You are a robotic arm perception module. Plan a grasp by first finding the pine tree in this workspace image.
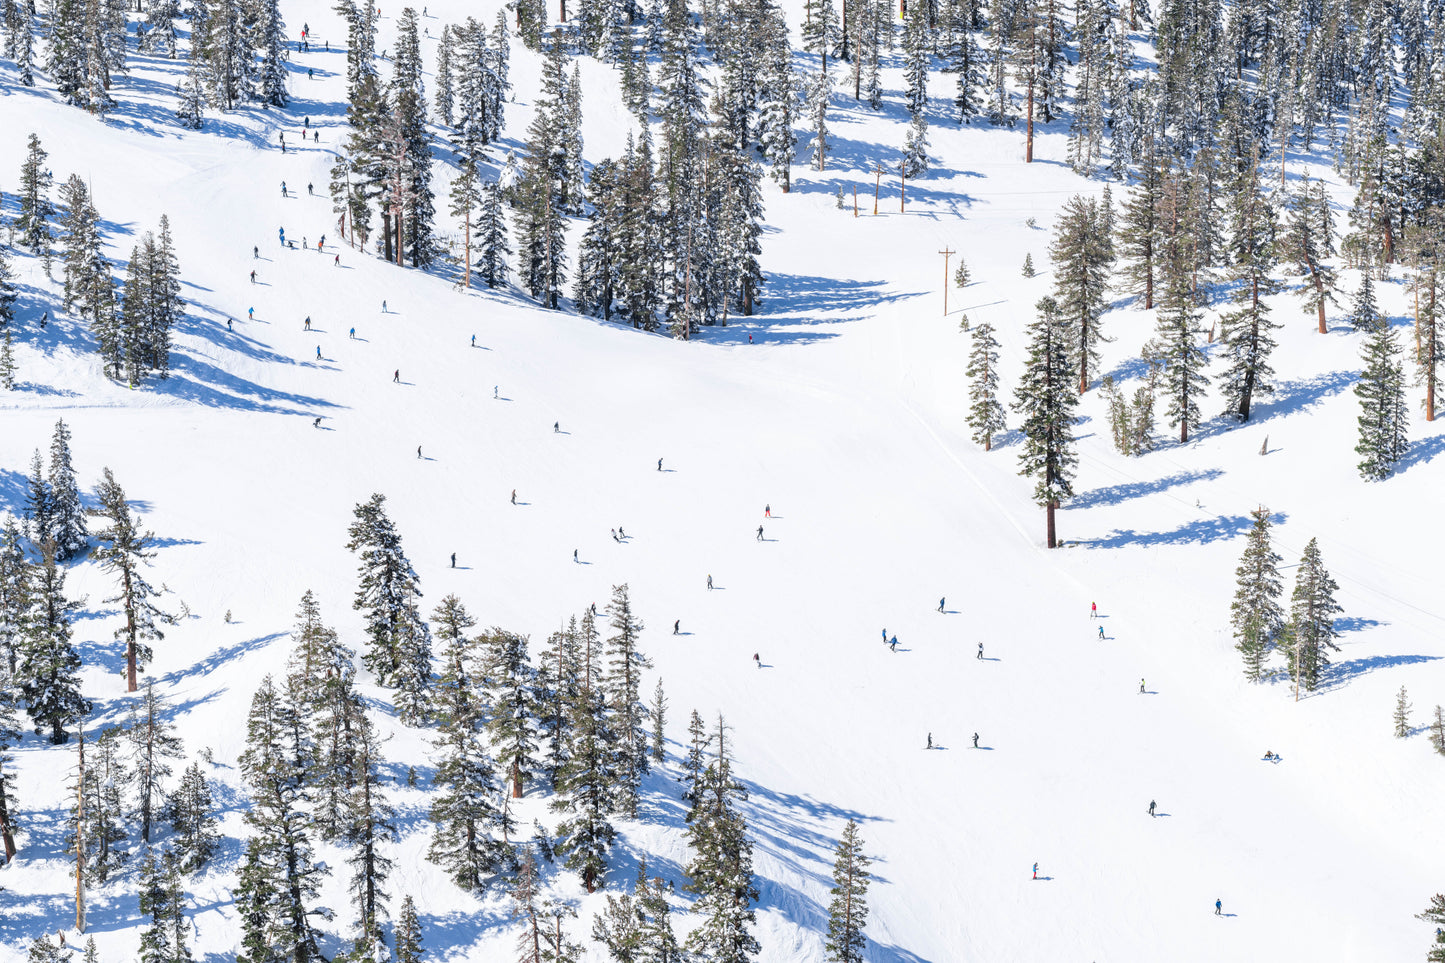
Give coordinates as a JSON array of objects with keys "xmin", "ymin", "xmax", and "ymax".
[
  {"xmin": 1394, "ymin": 686, "xmax": 1412, "ymax": 737},
  {"xmin": 138, "ymin": 847, "xmax": 192, "ymax": 963},
  {"xmin": 58, "ymin": 175, "xmax": 118, "ymax": 375},
  {"xmin": 347, "ymin": 493, "xmax": 425, "ymax": 685},
  {"xmin": 395, "ymin": 895, "xmax": 424, "ymax": 963},
  {"xmin": 1415, "ymin": 895, "xmax": 1445, "ymax": 962},
  {"xmin": 649, "ymin": 678, "xmax": 666, "ymax": 765},
  {"xmin": 551, "ymin": 634, "xmax": 617, "ymax": 893},
  {"xmin": 127, "ymin": 679, "xmax": 183, "ymax": 844},
  {"xmin": 807, "ymin": 67, "xmax": 833, "ymax": 172},
  {"xmin": 605, "ymin": 583, "xmax": 650, "ymax": 817},
  {"xmin": 900, "ymin": 0, "xmax": 930, "ymax": 177},
  {"xmin": 1354, "ymin": 320, "xmax": 1410, "ymax": 480},
  {"xmin": 824, "ymin": 819, "xmax": 870, "ymax": 963},
  {"xmin": 1021, "ymin": 253, "xmax": 1035, "ymax": 277},
  {"xmin": 1431, "ymin": 707, "xmax": 1445, "ymax": 757},
  {"xmin": 1218, "ymin": 166, "xmax": 1281, "ymax": 423},
  {"xmin": 237, "ymin": 675, "xmax": 328, "ymax": 963},
  {"xmin": 344, "ymin": 702, "xmax": 397, "ymax": 940},
  {"xmin": 1049, "ymin": 196, "xmax": 1113, "ymax": 393},
  {"xmin": 16, "ymin": 134, "xmax": 55, "ymax": 266},
  {"xmin": 683, "ymin": 714, "xmax": 759, "ymax": 963},
  {"xmin": 1285, "ymin": 538, "xmax": 1342, "ymax": 693},
  {"xmin": 449, "ymin": 157, "xmax": 483, "ymax": 289},
  {"xmin": 1284, "ymin": 178, "xmax": 1338, "ymax": 334},
  {"xmin": 47, "ymin": 420, "xmax": 88, "ymax": 562},
  {"xmin": 0, "ymin": 328, "xmax": 14, "ymax": 391},
  {"xmin": 25, "ymin": 936, "xmax": 63, "ymax": 963},
  {"xmin": 965, "ymin": 321, "xmax": 1006, "ymax": 450},
  {"xmin": 90, "ymin": 468, "xmax": 173, "ymax": 692},
  {"xmin": 756, "ymin": 12, "xmax": 798, "ymax": 192},
  {"xmin": 1116, "ymin": 157, "xmax": 1161, "ymax": 309},
  {"xmin": 1011, "ymin": 297, "xmax": 1079, "ymax": 548},
  {"xmin": 1347, "ymin": 276, "xmax": 1382, "ymax": 332},
  {"xmin": 0, "ymin": 656, "xmax": 21, "ymax": 862},
  {"xmin": 168, "ymin": 761, "xmax": 220, "ymax": 872},
  {"xmin": 70, "ymin": 724, "xmax": 127, "ymax": 883},
  {"xmin": 429, "ymin": 595, "xmax": 480, "ymax": 725},
  {"xmin": 1230, "ymin": 507, "xmax": 1284, "ymax": 683},
  {"xmin": 428, "ymin": 697, "xmax": 505, "ymax": 890},
  {"xmin": 0, "ymin": 516, "xmax": 32, "ymax": 678},
  {"xmin": 482, "ymin": 627, "xmax": 539, "ymax": 799},
  {"xmin": 511, "ymin": 850, "xmax": 545, "ymax": 962},
  {"xmin": 253, "ymin": 0, "xmax": 288, "ymax": 106},
  {"xmin": 0, "ymin": 247, "xmax": 19, "ymax": 332},
  {"xmin": 1153, "ymin": 243, "xmax": 1210, "ymax": 443},
  {"xmin": 24, "ymin": 449, "xmax": 51, "ymax": 548},
  {"xmin": 17, "ymin": 540, "xmax": 89, "ymax": 743},
  {"xmin": 478, "ymin": 181, "xmax": 511, "ymax": 289}
]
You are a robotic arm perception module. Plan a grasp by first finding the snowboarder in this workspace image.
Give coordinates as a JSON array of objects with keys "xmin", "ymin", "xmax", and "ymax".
[
  {"xmin": 248, "ymin": 307, "xmax": 254, "ymax": 320},
  {"xmin": 393, "ymin": 369, "xmax": 400, "ymax": 383},
  {"xmin": 450, "ymin": 552, "xmax": 456, "ymax": 568},
  {"xmin": 304, "ymin": 316, "xmax": 311, "ymax": 330},
  {"xmin": 1032, "ymin": 862, "xmax": 1038, "ymax": 880},
  {"xmin": 673, "ymin": 620, "xmax": 680, "ymax": 635},
  {"xmin": 349, "ymin": 327, "xmax": 355, "ymax": 339},
  {"xmin": 470, "ymin": 334, "xmax": 476, "ymax": 347},
  {"xmin": 227, "ymin": 318, "xmax": 233, "ymax": 331},
  {"xmin": 1139, "ymin": 678, "xmax": 1146, "ymax": 694},
  {"xmin": 927, "ymin": 732, "xmax": 932, "ymax": 749},
  {"xmin": 1215, "ymin": 899, "xmax": 1222, "ymax": 916},
  {"xmin": 1091, "ymin": 601, "xmax": 1097, "ymax": 618},
  {"xmin": 417, "ymin": 445, "xmax": 422, "ymax": 459},
  {"xmin": 1148, "ymin": 800, "xmax": 1156, "ymax": 817},
  {"xmin": 707, "ymin": 574, "xmax": 713, "ymax": 590},
  {"xmin": 972, "ymin": 732, "xmax": 979, "ymax": 748},
  {"xmin": 756, "ymin": 525, "xmax": 764, "ymax": 540},
  {"xmin": 977, "ymin": 642, "xmax": 984, "ymax": 660},
  {"xmin": 511, "ymin": 489, "xmax": 517, "ymax": 505},
  {"xmin": 1098, "ymin": 625, "xmax": 1105, "ymax": 640},
  {"xmin": 938, "ymin": 597, "xmax": 946, "ymax": 613},
  {"xmin": 250, "ymin": 269, "xmax": 256, "ymax": 283},
  {"xmin": 313, "ymin": 416, "xmax": 321, "ymax": 428},
  {"xmin": 765, "ymin": 504, "xmax": 771, "ymax": 517},
  {"xmin": 657, "ymin": 457, "xmax": 663, "ymax": 471}
]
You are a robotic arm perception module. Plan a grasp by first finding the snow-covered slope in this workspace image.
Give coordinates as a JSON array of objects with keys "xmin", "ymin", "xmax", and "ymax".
[{"xmin": 2, "ymin": 2, "xmax": 1444, "ymax": 961}]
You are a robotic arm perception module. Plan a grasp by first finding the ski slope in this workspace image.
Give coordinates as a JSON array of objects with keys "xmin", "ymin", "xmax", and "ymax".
[{"xmin": 2, "ymin": 1, "xmax": 1445, "ymax": 960}]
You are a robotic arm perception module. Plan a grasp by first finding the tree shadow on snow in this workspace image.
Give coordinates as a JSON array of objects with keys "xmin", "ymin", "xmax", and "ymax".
[
  {"xmin": 1068, "ymin": 468, "xmax": 1224, "ymax": 510},
  {"xmin": 1077, "ymin": 512, "xmax": 1273, "ymax": 550}
]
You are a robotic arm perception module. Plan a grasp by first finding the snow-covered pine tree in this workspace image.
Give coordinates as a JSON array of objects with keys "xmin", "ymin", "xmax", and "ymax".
[
  {"xmin": 1410, "ymin": 217, "xmax": 1445, "ymax": 423},
  {"xmin": 1285, "ymin": 537, "xmax": 1342, "ymax": 693},
  {"xmin": 901, "ymin": 0, "xmax": 930, "ymax": 124},
  {"xmin": 1049, "ymin": 195, "xmax": 1112, "ymax": 392},
  {"xmin": 683, "ymin": 714, "xmax": 759, "ymax": 963},
  {"xmin": 47, "ymin": 420, "xmax": 87, "ymax": 561},
  {"xmin": 575, "ymin": 158, "xmax": 623, "ymax": 320},
  {"xmin": 945, "ymin": 0, "xmax": 985, "ymax": 122},
  {"xmin": 16, "ymin": 134, "xmax": 55, "ymax": 267},
  {"xmin": 253, "ymin": 0, "xmax": 288, "ymax": 106},
  {"xmin": 90, "ymin": 468, "xmax": 173, "ymax": 692},
  {"xmin": 137, "ymin": 847, "xmax": 191, "ymax": 963},
  {"xmin": 1431, "ymin": 707, "xmax": 1445, "ymax": 757},
  {"xmin": 24, "ymin": 936, "xmax": 64, "ymax": 963},
  {"xmin": 1414, "ymin": 895, "xmax": 1445, "ymax": 961},
  {"xmin": 1011, "ymin": 297, "xmax": 1079, "ymax": 548},
  {"xmin": 1230, "ymin": 506, "xmax": 1284, "ymax": 682},
  {"xmin": 965, "ymin": 321, "xmax": 1007, "ymax": 450},
  {"xmin": 478, "ymin": 181, "xmax": 511, "ymax": 289},
  {"xmin": 286, "ymin": 600, "xmax": 362, "ymax": 841},
  {"xmin": 649, "ymin": 677, "xmax": 666, "ymax": 764},
  {"xmin": 1021, "ymin": 252, "xmax": 1035, "ymax": 277},
  {"xmin": 1394, "ymin": 685, "xmax": 1411, "ymax": 737},
  {"xmin": 18, "ymin": 540, "xmax": 88, "ymax": 743},
  {"xmin": 168, "ymin": 760, "xmax": 220, "ymax": 872},
  {"xmin": 0, "ymin": 516, "xmax": 30, "ymax": 676},
  {"xmin": 394, "ymin": 895, "xmax": 424, "ymax": 963},
  {"xmin": 1346, "ymin": 275, "xmax": 1382, "ymax": 332},
  {"xmin": 0, "ymin": 247, "xmax": 19, "ymax": 332},
  {"xmin": 1354, "ymin": 318, "xmax": 1409, "ymax": 480},
  {"xmin": 0, "ymin": 656, "xmax": 21, "ymax": 861},
  {"xmin": 59, "ymin": 175, "xmax": 116, "ymax": 358},
  {"xmin": 126, "ymin": 679, "xmax": 183, "ymax": 844},
  {"xmin": 24, "ymin": 449, "xmax": 51, "ymax": 548},
  {"xmin": 536, "ymin": 618, "xmax": 579, "ymax": 791},
  {"xmin": 0, "ymin": 328, "xmax": 15, "ymax": 390},
  {"xmin": 391, "ymin": 595, "xmax": 434, "ymax": 726},
  {"xmin": 551, "ymin": 626, "xmax": 617, "ymax": 893},
  {"xmin": 429, "ymin": 595, "xmax": 481, "ymax": 726},
  {"xmin": 807, "ymin": 67, "xmax": 833, "ymax": 172},
  {"xmin": 346, "ymin": 493, "xmax": 424, "ymax": 686},
  {"xmin": 515, "ymin": 42, "xmax": 570, "ymax": 309},
  {"xmin": 481, "ymin": 627, "xmax": 539, "ymax": 799},
  {"xmin": 1153, "ymin": 179, "xmax": 1210, "ymax": 443},
  {"xmin": 562, "ymin": 66, "xmax": 586, "ymax": 217},
  {"xmin": 1115, "ymin": 156, "xmax": 1161, "ymax": 309},
  {"xmin": 434, "ymin": 24, "xmax": 456, "ymax": 126},
  {"xmin": 605, "ymin": 583, "xmax": 650, "ymax": 817},
  {"xmin": 237, "ymin": 674, "xmax": 328, "ymax": 963},
  {"xmin": 343, "ymin": 700, "xmax": 397, "ymax": 942},
  {"xmin": 427, "ymin": 693, "xmax": 506, "ymax": 890},
  {"xmin": 825, "ymin": 819, "xmax": 871, "ymax": 963},
  {"xmin": 204, "ymin": 0, "xmax": 254, "ymax": 111},
  {"xmin": 448, "ymin": 156, "xmax": 483, "ymax": 289},
  {"xmin": 119, "ymin": 239, "xmax": 153, "ymax": 386},
  {"xmin": 1218, "ymin": 165, "xmax": 1281, "ymax": 423},
  {"xmin": 902, "ymin": 111, "xmax": 931, "ymax": 178},
  {"xmin": 175, "ymin": 59, "xmax": 207, "ymax": 130},
  {"xmin": 69, "ymin": 724, "xmax": 127, "ymax": 883},
  {"xmin": 1284, "ymin": 178, "xmax": 1339, "ymax": 334}
]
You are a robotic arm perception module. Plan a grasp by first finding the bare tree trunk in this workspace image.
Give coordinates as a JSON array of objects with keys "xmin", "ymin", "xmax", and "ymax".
[
  {"xmin": 1045, "ymin": 499, "xmax": 1057, "ymax": 548},
  {"xmin": 124, "ymin": 566, "xmax": 137, "ymax": 693},
  {"xmin": 75, "ymin": 726, "xmax": 86, "ymax": 934}
]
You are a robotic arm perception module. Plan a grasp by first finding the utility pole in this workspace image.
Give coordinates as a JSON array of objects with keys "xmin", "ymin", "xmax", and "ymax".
[{"xmin": 939, "ymin": 246, "xmax": 955, "ymax": 316}]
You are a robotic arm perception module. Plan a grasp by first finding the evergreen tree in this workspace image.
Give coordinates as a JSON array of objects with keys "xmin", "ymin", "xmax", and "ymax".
[
  {"xmin": 344, "ymin": 702, "xmax": 397, "ymax": 940},
  {"xmin": 126, "ymin": 679, "xmax": 183, "ymax": 844},
  {"xmin": 253, "ymin": 0, "xmax": 288, "ymax": 106},
  {"xmin": 1431, "ymin": 707, "xmax": 1445, "ymax": 757},
  {"xmin": 0, "ymin": 327, "xmax": 15, "ymax": 390},
  {"xmin": 0, "ymin": 516, "xmax": 31, "ymax": 678},
  {"xmin": 70, "ymin": 724, "xmax": 127, "ymax": 883},
  {"xmin": 0, "ymin": 247, "xmax": 18, "ymax": 332},
  {"xmin": 58, "ymin": 174, "xmax": 118, "ymax": 375},
  {"xmin": 429, "ymin": 595, "xmax": 480, "ymax": 725},
  {"xmin": 16, "ymin": 134, "xmax": 55, "ymax": 266},
  {"xmin": 138, "ymin": 847, "xmax": 192, "ymax": 963},
  {"xmin": 1394, "ymin": 686, "xmax": 1412, "ymax": 738},
  {"xmin": 649, "ymin": 678, "xmax": 666, "ymax": 765},
  {"xmin": 1284, "ymin": 178, "xmax": 1338, "ymax": 334},
  {"xmin": 551, "ymin": 633, "xmax": 617, "ymax": 893},
  {"xmin": 47, "ymin": 419, "xmax": 88, "ymax": 562},
  {"xmin": 756, "ymin": 12, "xmax": 798, "ymax": 192},
  {"xmin": 168, "ymin": 761, "xmax": 220, "ymax": 872},
  {"xmin": 1347, "ymin": 276, "xmax": 1382, "ymax": 332},
  {"xmin": 1415, "ymin": 895, "xmax": 1445, "ymax": 962},
  {"xmin": 449, "ymin": 157, "xmax": 483, "ymax": 289},
  {"xmin": 427, "ymin": 697, "xmax": 505, "ymax": 890},
  {"xmin": 17, "ymin": 540, "xmax": 88, "ymax": 743},
  {"xmin": 478, "ymin": 181, "xmax": 511, "ymax": 289},
  {"xmin": 24, "ymin": 449, "xmax": 51, "ymax": 548},
  {"xmin": 1154, "ymin": 191, "xmax": 1210, "ymax": 444},
  {"xmin": 683, "ymin": 714, "xmax": 759, "ymax": 963},
  {"xmin": 807, "ymin": 67, "xmax": 833, "ymax": 172},
  {"xmin": 482, "ymin": 627, "xmax": 539, "ymax": 799},
  {"xmin": 1354, "ymin": 320, "xmax": 1410, "ymax": 480},
  {"xmin": 1116, "ymin": 157, "xmax": 1161, "ymax": 309},
  {"xmin": 1049, "ymin": 196, "xmax": 1112, "ymax": 393},
  {"xmin": 965, "ymin": 321, "xmax": 1006, "ymax": 450},
  {"xmin": 347, "ymin": 493, "xmax": 425, "ymax": 685},
  {"xmin": 90, "ymin": 468, "xmax": 173, "ymax": 692},
  {"xmin": 1021, "ymin": 253, "xmax": 1035, "ymax": 277},
  {"xmin": 1230, "ymin": 507, "xmax": 1284, "ymax": 683},
  {"xmin": 394, "ymin": 895, "xmax": 424, "ymax": 963},
  {"xmin": 824, "ymin": 819, "xmax": 870, "ymax": 963},
  {"xmin": 0, "ymin": 655, "xmax": 21, "ymax": 862},
  {"xmin": 1011, "ymin": 297, "xmax": 1079, "ymax": 548},
  {"xmin": 1218, "ymin": 166, "xmax": 1281, "ymax": 423},
  {"xmin": 1285, "ymin": 538, "xmax": 1342, "ymax": 693},
  {"xmin": 605, "ymin": 583, "xmax": 650, "ymax": 817}
]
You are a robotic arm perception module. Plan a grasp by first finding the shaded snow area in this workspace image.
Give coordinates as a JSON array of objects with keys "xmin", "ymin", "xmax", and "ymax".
[{"xmin": 2, "ymin": 0, "xmax": 1444, "ymax": 960}]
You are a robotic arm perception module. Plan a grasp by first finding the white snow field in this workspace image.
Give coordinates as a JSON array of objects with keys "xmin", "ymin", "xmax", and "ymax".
[{"xmin": 2, "ymin": 1, "xmax": 1445, "ymax": 961}]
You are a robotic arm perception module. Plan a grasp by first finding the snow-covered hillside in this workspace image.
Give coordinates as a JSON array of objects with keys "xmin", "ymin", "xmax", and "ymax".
[{"xmin": 2, "ymin": 0, "xmax": 1444, "ymax": 961}]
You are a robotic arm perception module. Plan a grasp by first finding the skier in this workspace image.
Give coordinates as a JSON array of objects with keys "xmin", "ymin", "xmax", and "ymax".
[
  {"xmin": 977, "ymin": 642, "xmax": 984, "ymax": 660},
  {"xmin": 40, "ymin": 311, "xmax": 47, "ymax": 328},
  {"xmin": 1032, "ymin": 862, "xmax": 1039, "ymax": 880},
  {"xmin": 972, "ymin": 732, "xmax": 979, "ymax": 748},
  {"xmin": 1148, "ymin": 800, "xmax": 1156, "ymax": 817},
  {"xmin": 611, "ymin": 529, "xmax": 618, "ymax": 541},
  {"xmin": 334, "ymin": 254, "xmax": 340, "ymax": 267},
  {"xmin": 319, "ymin": 236, "xmax": 326, "ymax": 251},
  {"xmin": 316, "ymin": 346, "xmax": 322, "ymax": 360},
  {"xmin": 253, "ymin": 245, "xmax": 259, "ymax": 258},
  {"xmin": 764, "ymin": 503, "xmax": 771, "ymax": 517},
  {"xmin": 881, "ymin": 628, "xmax": 887, "ymax": 644},
  {"xmin": 248, "ymin": 307, "xmax": 254, "ymax": 320},
  {"xmin": 304, "ymin": 316, "xmax": 311, "ymax": 330},
  {"xmin": 470, "ymin": 334, "xmax": 476, "ymax": 347},
  {"xmin": 707, "ymin": 574, "xmax": 713, "ymax": 590},
  {"xmin": 657, "ymin": 457, "xmax": 663, "ymax": 471},
  {"xmin": 279, "ymin": 227, "xmax": 285, "ymax": 245},
  {"xmin": 673, "ymin": 620, "xmax": 680, "ymax": 635},
  {"xmin": 1098, "ymin": 625, "xmax": 1105, "ymax": 640},
  {"xmin": 312, "ymin": 131, "xmax": 319, "ymax": 143},
  {"xmin": 227, "ymin": 318, "xmax": 233, "ymax": 331},
  {"xmin": 1139, "ymin": 678, "xmax": 1146, "ymax": 694},
  {"xmin": 888, "ymin": 636, "xmax": 898, "ymax": 651},
  {"xmin": 753, "ymin": 652, "xmax": 760, "ymax": 668},
  {"xmin": 1215, "ymin": 899, "xmax": 1222, "ymax": 916},
  {"xmin": 756, "ymin": 525, "xmax": 764, "ymax": 541},
  {"xmin": 250, "ymin": 269, "xmax": 256, "ymax": 283},
  {"xmin": 349, "ymin": 327, "xmax": 355, "ymax": 339},
  {"xmin": 302, "ymin": 237, "xmax": 307, "ymax": 249},
  {"xmin": 307, "ymin": 182, "xmax": 313, "ymax": 195},
  {"xmin": 573, "ymin": 549, "xmax": 578, "ymax": 563},
  {"xmin": 450, "ymin": 552, "xmax": 456, "ymax": 568},
  {"xmin": 279, "ymin": 132, "xmax": 285, "ymax": 146},
  {"xmin": 312, "ymin": 416, "xmax": 321, "ymax": 428},
  {"xmin": 393, "ymin": 369, "xmax": 400, "ymax": 383},
  {"xmin": 553, "ymin": 422, "xmax": 559, "ymax": 432},
  {"xmin": 494, "ymin": 386, "xmax": 499, "ymax": 399},
  {"xmin": 927, "ymin": 732, "xmax": 932, "ymax": 749},
  {"xmin": 382, "ymin": 300, "xmax": 387, "ymax": 313},
  {"xmin": 938, "ymin": 597, "xmax": 946, "ymax": 613},
  {"xmin": 1091, "ymin": 601, "xmax": 1097, "ymax": 618},
  {"xmin": 618, "ymin": 526, "xmax": 625, "ymax": 538},
  {"xmin": 308, "ymin": 67, "xmax": 314, "ymax": 80},
  {"xmin": 280, "ymin": 180, "xmax": 287, "ymax": 196},
  {"xmin": 417, "ymin": 445, "xmax": 422, "ymax": 459},
  {"xmin": 511, "ymin": 489, "xmax": 517, "ymax": 505}
]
